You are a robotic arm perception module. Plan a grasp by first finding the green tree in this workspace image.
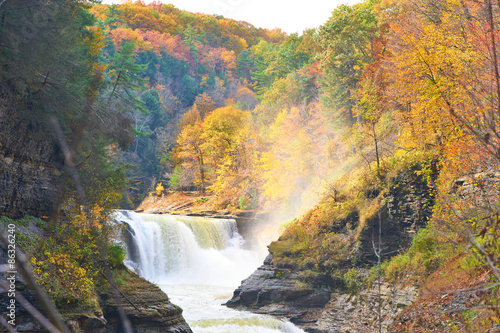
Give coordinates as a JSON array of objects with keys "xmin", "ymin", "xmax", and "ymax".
[
  {"xmin": 106, "ymin": 41, "xmax": 148, "ymax": 113},
  {"xmin": 316, "ymin": 0, "xmax": 379, "ymax": 125},
  {"xmin": 236, "ymin": 49, "xmax": 254, "ymax": 82},
  {"xmin": 183, "ymin": 24, "xmax": 203, "ymax": 69}
]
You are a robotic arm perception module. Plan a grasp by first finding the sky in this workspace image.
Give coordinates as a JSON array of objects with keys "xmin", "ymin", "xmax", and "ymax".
[{"xmin": 102, "ymin": 0, "xmax": 360, "ymax": 34}]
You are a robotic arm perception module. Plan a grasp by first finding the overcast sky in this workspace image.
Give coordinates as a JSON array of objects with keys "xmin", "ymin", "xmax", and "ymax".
[{"xmin": 102, "ymin": 0, "xmax": 360, "ymax": 34}]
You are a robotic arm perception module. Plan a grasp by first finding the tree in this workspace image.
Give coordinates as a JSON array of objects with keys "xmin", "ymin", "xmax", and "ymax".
[
  {"xmin": 106, "ymin": 42, "xmax": 148, "ymax": 113},
  {"xmin": 193, "ymin": 92, "xmax": 215, "ymax": 117},
  {"xmin": 183, "ymin": 24, "xmax": 202, "ymax": 70},
  {"xmin": 258, "ymin": 105, "xmax": 330, "ymax": 209},
  {"xmin": 236, "ymin": 49, "xmax": 254, "ymax": 82},
  {"xmin": 201, "ymin": 105, "xmax": 253, "ymax": 204},
  {"xmin": 316, "ymin": 0, "xmax": 380, "ymax": 125},
  {"xmin": 252, "ymin": 54, "xmax": 274, "ymax": 96},
  {"xmin": 176, "ymin": 122, "xmax": 207, "ymax": 193}
]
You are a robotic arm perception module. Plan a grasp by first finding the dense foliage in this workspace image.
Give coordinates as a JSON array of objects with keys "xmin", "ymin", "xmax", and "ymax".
[{"xmin": 2, "ymin": 0, "xmax": 500, "ymax": 330}]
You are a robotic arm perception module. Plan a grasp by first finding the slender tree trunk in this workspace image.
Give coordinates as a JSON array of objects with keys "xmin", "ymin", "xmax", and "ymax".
[
  {"xmin": 373, "ymin": 209, "xmax": 383, "ymax": 333},
  {"xmin": 196, "ymin": 148, "xmax": 206, "ymax": 194},
  {"xmin": 107, "ymin": 65, "xmax": 123, "ymax": 106},
  {"xmin": 373, "ymin": 125, "xmax": 380, "ymax": 178},
  {"xmin": 487, "ymin": 0, "xmax": 500, "ymax": 115}
]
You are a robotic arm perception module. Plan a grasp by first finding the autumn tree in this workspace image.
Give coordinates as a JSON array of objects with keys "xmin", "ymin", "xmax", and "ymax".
[
  {"xmin": 258, "ymin": 104, "xmax": 331, "ymax": 210},
  {"xmin": 316, "ymin": 0, "xmax": 380, "ymax": 125},
  {"xmin": 201, "ymin": 106, "xmax": 253, "ymax": 203},
  {"xmin": 193, "ymin": 92, "xmax": 215, "ymax": 117},
  {"xmin": 176, "ymin": 122, "xmax": 208, "ymax": 192}
]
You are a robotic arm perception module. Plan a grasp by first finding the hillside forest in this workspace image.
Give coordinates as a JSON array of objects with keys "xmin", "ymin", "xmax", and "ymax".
[{"xmin": 2, "ymin": 0, "xmax": 500, "ymax": 331}]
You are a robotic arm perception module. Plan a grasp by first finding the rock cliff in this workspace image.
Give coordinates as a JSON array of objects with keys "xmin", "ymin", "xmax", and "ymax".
[
  {"xmin": 225, "ymin": 254, "xmax": 333, "ymax": 329},
  {"xmin": 0, "ymin": 92, "xmax": 63, "ymax": 219}
]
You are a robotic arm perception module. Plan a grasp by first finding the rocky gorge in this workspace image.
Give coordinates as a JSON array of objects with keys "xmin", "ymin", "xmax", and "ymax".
[{"xmin": 226, "ymin": 166, "xmax": 435, "ymax": 332}]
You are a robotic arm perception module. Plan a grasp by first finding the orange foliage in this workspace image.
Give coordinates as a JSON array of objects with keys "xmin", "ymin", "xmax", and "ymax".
[
  {"xmin": 110, "ymin": 28, "xmax": 152, "ymax": 51},
  {"xmin": 139, "ymin": 30, "xmax": 189, "ymax": 60}
]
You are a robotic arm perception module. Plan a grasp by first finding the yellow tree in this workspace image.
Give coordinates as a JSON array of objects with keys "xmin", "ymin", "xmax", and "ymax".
[
  {"xmin": 387, "ymin": 0, "xmax": 485, "ymax": 152},
  {"xmin": 176, "ymin": 122, "xmax": 207, "ymax": 193},
  {"xmin": 193, "ymin": 92, "xmax": 216, "ymax": 117},
  {"xmin": 201, "ymin": 105, "xmax": 253, "ymax": 206}
]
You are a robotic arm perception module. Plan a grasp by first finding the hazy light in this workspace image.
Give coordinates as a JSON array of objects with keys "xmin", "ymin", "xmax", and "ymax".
[{"xmin": 100, "ymin": 0, "xmax": 360, "ymax": 34}]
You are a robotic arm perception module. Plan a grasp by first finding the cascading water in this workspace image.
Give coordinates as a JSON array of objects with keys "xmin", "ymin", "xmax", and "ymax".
[{"xmin": 116, "ymin": 211, "xmax": 304, "ymax": 333}]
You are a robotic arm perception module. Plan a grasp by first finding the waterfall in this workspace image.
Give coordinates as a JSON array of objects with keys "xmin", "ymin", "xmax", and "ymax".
[
  {"xmin": 116, "ymin": 211, "xmax": 261, "ymax": 285},
  {"xmin": 115, "ymin": 210, "xmax": 305, "ymax": 333}
]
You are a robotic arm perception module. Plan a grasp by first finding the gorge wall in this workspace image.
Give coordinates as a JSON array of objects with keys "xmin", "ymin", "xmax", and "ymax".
[{"xmin": 0, "ymin": 91, "xmax": 63, "ymax": 219}]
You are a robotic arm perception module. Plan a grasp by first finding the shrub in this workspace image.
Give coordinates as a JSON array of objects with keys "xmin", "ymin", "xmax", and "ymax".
[
  {"xmin": 238, "ymin": 195, "xmax": 249, "ymax": 209},
  {"xmin": 108, "ymin": 244, "xmax": 126, "ymax": 268},
  {"xmin": 343, "ymin": 268, "xmax": 367, "ymax": 295},
  {"xmin": 155, "ymin": 182, "xmax": 164, "ymax": 196},
  {"xmin": 382, "ymin": 224, "xmax": 454, "ymax": 282}
]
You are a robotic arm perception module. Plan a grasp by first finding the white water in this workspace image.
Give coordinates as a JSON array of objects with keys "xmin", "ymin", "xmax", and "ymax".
[{"xmin": 117, "ymin": 211, "xmax": 305, "ymax": 333}]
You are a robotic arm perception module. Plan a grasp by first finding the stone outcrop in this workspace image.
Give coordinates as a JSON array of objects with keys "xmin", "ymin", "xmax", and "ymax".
[
  {"xmin": 100, "ymin": 269, "xmax": 192, "ymax": 333},
  {"xmin": 358, "ymin": 166, "xmax": 435, "ymax": 264},
  {"xmin": 226, "ymin": 254, "xmax": 333, "ymax": 329},
  {"xmin": 312, "ymin": 283, "xmax": 417, "ymax": 333},
  {"xmin": 227, "ymin": 253, "xmax": 418, "ymax": 333}
]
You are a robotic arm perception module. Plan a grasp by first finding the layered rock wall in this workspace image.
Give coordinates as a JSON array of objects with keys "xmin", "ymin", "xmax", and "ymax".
[{"xmin": 0, "ymin": 92, "xmax": 63, "ymax": 219}]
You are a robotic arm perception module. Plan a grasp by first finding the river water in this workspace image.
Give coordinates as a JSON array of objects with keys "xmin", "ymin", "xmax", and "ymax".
[{"xmin": 117, "ymin": 211, "xmax": 304, "ymax": 333}]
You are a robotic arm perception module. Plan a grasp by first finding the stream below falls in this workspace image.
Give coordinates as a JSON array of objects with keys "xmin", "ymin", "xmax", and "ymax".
[{"xmin": 116, "ymin": 211, "xmax": 305, "ymax": 333}]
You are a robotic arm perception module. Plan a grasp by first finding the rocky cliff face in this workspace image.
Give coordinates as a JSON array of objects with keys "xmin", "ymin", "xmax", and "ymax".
[
  {"xmin": 312, "ymin": 283, "xmax": 417, "ymax": 333},
  {"xmin": 0, "ymin": 92, "xmax": 63, "ymax": 219},
  {"xmin": 358, "ymin": 166, "xmax": 435, "ymax": 264},
  {"xmin": 227, "ymin": 166, "xmax": 434, "ymax": 332},
  {"xmin": 226, "ymin": 253, "xmax": 418, "ymax": 333}
]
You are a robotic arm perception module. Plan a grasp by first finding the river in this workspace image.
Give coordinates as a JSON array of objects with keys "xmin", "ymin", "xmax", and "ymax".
[{"xmin": 117, "ymin": 211, "xmax": 304, "ymax": 333}]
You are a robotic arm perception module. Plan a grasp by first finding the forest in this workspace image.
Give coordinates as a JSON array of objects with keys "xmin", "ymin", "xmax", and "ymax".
[{"xmin": 1, "ymin": 0, "xmax": 500, "ymax": 331}]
